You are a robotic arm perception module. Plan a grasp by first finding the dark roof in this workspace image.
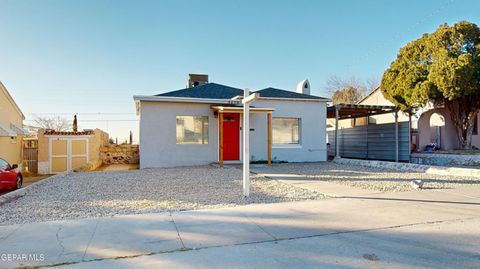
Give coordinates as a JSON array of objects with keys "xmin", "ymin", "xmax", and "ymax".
[
  {"xmin": 256, "ymin": 87, "xmax": 328, "ymax": 100},
  {"xmin": 155, "ymin": 83, "xmax": 328, "ymax": 101},
  {"xmin": 156, "ymin": 83, "xmax": 244, "ymax": 99}
]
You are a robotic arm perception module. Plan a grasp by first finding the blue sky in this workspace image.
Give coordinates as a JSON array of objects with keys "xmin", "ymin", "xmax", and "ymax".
[{"xmin": 1, "ymin": 0, "xmax": 479, "ymax": 141}]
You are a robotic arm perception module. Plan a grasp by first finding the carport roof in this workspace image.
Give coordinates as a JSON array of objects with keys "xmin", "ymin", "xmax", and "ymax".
[{"xmin": 327, "ymin": 104, "xmax": 398, "ymax": 120}]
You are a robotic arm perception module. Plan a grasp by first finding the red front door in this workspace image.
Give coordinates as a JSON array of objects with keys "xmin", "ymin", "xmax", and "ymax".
[{"xmin": 222, "ymin": 113, "xmax": 240, "ymax": 160}]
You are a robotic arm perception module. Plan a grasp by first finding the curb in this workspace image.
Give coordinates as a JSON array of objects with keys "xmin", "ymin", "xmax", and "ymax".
[
  {"xmin": 0, "ymin": 173, "xmax": 67, "ymax": 206},
  {"xmin": 333, "ymin": 158, "xmax": 480, "ymax": 178}
]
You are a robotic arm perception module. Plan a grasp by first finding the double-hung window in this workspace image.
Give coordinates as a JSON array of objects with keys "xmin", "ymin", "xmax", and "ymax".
[
  {"xmin": 176, "ymin": 116, "xmax": 209, "ymax": 144},
  {"xmin": 272, "ymin": 118, "xmax": 300, "ymax": 145}
]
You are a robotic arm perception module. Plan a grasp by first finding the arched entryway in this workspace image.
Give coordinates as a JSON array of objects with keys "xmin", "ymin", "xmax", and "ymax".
[
  {"xmin": 417, "ymin": 107, "xmax": 458, "ymax": 151},
  {"xmin": 429, "ymin": 112, "xmax": 445, "ymax": 149}
]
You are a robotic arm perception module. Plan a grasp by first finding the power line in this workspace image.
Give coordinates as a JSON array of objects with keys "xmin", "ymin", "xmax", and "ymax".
[
  {"xmin": 24, "ymin": 119, "xmax": 139, "ymax": 122},
  {"xmin": 26, "ymin": 113, "xmax": 137, "ymax": 115}
]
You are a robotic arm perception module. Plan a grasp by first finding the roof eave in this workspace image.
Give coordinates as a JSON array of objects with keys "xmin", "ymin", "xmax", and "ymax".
[
  {"xmin": 133, "ymin": 95, "xmax": 239, "ymax": 105},
  {"xmin": 258, "ymin": 97, "xmax": 330, "ymax": 102}
]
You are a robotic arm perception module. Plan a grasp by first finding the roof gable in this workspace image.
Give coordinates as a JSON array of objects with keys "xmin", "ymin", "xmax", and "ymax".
[
  {"xmin": 0, "ymin": 81, "xmax": 25, "ymax": 120},
  {"xmin": 358, "ymin": 87, "xmax": 394, "ymax": 106}
]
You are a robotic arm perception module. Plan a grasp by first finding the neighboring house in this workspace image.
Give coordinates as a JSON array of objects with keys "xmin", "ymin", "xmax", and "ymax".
[
  {"xmin": 134, "ymin": 74, "xmax": 329, "ymax": 168},
  {"xmin": 0, "ymin": 82, "xmax": 25, "ymax": 166},
  {"xmin": 335, "ymin": 87, "xmax": 480, "ymax": 151}
]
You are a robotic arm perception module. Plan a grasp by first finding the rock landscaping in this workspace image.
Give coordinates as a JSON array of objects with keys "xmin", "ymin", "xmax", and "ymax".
[
  {"xmin": 252, "ymin": 162, "xmax": 480, "ymax": 192},
  {"xmin": 100, "ymin": 144, "xmax": 139, "ymax": 164},
  {"xmin": 0, "ymin": 165, "xmax": 324, "ymax": 225}
]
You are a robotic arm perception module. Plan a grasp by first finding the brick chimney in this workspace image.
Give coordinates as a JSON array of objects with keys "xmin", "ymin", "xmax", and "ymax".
[{"xmin": 187, "ymin": 74, "xmax": 208, "ymax": 88}]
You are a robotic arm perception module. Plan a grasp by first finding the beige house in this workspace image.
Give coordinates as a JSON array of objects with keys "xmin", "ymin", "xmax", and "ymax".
[
  {"xmin": 0, "ymin": 82, "xmax": 25, "ymax": 165},
  {"xmin": 37, "ymin": 129, "xmax": 109, "ymax": 174},
  {"xmin": 332, "ymin": 87, "xmax": 480, "ymax": 151}
]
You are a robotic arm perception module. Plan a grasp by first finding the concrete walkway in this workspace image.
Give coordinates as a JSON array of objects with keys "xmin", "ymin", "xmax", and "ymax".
[
  {"xmin": 1, "ymin": 185, "xmax": 480, "ymax": 268},
  {"xmin": 95, "ymin": 164, "xmax": 139, "ymax": 171},
  {"xmin": 254, "ymin": 170, "xmax": 383, "ymax": 197}
]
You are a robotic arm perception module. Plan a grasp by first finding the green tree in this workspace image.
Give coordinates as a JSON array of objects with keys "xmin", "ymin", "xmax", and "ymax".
[{"xmin": 381, "ymin": 21, "xmax": 480, "ymax": 149}]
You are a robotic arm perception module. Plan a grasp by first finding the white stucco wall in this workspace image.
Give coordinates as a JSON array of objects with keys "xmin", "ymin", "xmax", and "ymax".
[
  {"xmin": 139, "ymin": 102, "xmax": 219, "ymax": 168},
  {"xmin": 139, "ymin": 99, "xmax": 327, "ymax": 168},
  {"xmin": 250, "ymin": 99, "xmax": 327, "ymax": 162}
]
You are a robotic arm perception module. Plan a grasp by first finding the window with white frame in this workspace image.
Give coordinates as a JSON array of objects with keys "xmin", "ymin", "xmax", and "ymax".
[
  {"xmin": 176, "ymin": 116, "xmax": 209, "ymax": 144},
  {"xmin": 272, "ymin": 118, "xmax": 300, "ymax": 144}
]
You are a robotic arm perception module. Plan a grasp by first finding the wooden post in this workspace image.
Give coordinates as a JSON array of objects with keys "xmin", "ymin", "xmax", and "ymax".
[
  {"xmin": 267, "ymin": 112, "xmax": 272, "ymax": 165},
  {"xmin": 219, "ymin": 112, "xmax": 224, "ymax": 167}
]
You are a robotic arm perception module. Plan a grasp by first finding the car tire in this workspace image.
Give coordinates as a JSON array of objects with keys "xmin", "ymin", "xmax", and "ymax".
[{"xmin": 15, "ymin": 176, "xmax": 22, "ymax": 190}]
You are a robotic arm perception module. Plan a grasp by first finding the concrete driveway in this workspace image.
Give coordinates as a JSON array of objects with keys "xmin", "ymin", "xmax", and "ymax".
[{"xmin": 1, "ymin": 183, "xmax": 479, "ymax": 269}]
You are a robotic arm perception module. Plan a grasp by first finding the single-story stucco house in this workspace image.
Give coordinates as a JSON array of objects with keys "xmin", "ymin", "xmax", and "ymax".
[{"xmin": 134, "ymin": 74, "xmax": 329, "ymax": 168}]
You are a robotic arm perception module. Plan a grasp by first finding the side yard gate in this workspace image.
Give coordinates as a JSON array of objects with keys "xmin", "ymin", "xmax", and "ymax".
[{"xmin": 23, "ymin": 139, "xmax": 38, "ymax": 174}]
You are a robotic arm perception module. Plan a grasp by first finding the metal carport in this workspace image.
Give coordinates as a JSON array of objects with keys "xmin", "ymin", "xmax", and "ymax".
[{"xmin": 327, "ymin": 104, "xmax": 408, "ymax": 162}]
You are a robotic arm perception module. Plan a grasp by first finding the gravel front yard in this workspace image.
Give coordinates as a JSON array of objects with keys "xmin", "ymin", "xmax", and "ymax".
[
  {"xmin": 0, "ymin": 166, "xmax": 324, "ymax": 225},
  {"xmin": 252, "ymin": 162, "xmax": 480, "ymax": 192}
]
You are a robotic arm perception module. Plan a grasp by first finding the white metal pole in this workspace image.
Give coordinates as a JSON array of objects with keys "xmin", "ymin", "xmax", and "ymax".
[
  {"xmin": 335, "ymin": 106, "xmax": 340, "ymax": 158},
  {"xmin": 243, "ymin": 88, "xmax": 250, "ymax": 197},
  {"xmin": 395, "ymin": 110, "xmax": 399, "ymax": 162}
]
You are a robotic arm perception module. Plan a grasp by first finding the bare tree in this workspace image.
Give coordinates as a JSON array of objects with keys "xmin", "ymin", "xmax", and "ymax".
[
  {"xmin": 33, "ymin": 116, "xmax": 71, "ymax": 131},
  {"xmin": 331, "ymin": 87, "xmax": 365, "ymax": 105},
  {"xmin": 366, "ymin": 76, "xmax": 381, "ymax": 92},
  {"xmin": 325, "ymin": 75, "xmax": 366, "ymax": 95},
  {"xmin": 326, "ymin": 75, "xmax": 380, "ymax": 105}
]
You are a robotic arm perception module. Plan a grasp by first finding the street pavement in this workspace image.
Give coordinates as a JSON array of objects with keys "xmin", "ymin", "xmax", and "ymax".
[{"xmin": 0, "ymin": 183, "xmax": 479, "ymax": 268}]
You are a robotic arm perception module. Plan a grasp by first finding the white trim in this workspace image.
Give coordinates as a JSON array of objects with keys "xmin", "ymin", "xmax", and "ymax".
[
  {"xmin": 133, "ymin": 95, "xmax": 329, "ymax": 105},
  {"xmin": 258, "ymin": 97, "xmax": 329, "ymax": 102},
  {"xmin": 133, "ymin": 95, "xmax": 240, "ymax": 104},
  {"xmin": 273, "ymin": 144, "xmax": 303, "ymax": 149},
  {"xmin": 211, "ymin": 106, "xmax": 275, "ymax": 113}
]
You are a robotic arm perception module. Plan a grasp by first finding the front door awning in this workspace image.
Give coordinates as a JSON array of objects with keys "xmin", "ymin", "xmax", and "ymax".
[{"xmin": 211, "ymin": 106, "xmax": 275, "ymax": 113}]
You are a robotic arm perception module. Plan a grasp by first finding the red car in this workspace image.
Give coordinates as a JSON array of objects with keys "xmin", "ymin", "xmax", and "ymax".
[{"xmin": 0, "ymin": 158, "xmax": 23, "ymax": 191}]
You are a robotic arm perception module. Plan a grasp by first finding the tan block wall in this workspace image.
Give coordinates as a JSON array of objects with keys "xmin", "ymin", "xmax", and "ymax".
[
  {"xmin": 0, "ymin": 83, "xmax": 24, "ymax": 165},
  {"xmin": 0, "ymin": 136, "xmax": 22, "ymax": 164},
  {"xmin": 0, "ymin": 84, "xmax": 23, "ymax": 128},
  {"xmin": 37, "ymin": 130, "xmax": 49, "ymax": 162},
  {"xmin": 88, "ymin": 129, "xmax": 109, "ymax": 170}
]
